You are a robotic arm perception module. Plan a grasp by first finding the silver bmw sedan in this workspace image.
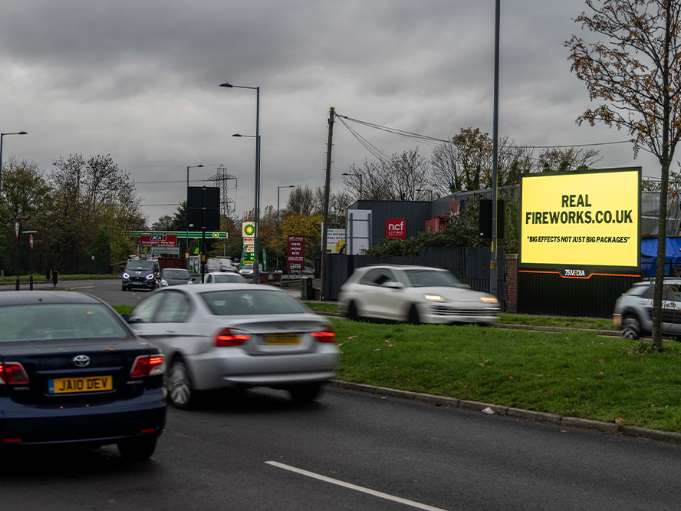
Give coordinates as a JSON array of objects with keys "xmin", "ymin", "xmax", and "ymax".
[{"xmin": 126, "ymin": 284, "xmax": 338, "ymax": 409}]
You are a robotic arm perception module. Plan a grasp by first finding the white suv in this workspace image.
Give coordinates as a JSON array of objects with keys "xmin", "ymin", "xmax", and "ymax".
[
  {"xmin": 207, "ymin": 258, "xmax": 236, "ymax": 273},
  {"xmin": 338, "ymin": 265, "xmax": 500, "ymax": 325},
  {"xmin": 613, "ymin": 279, "xmax": 681, "ymax": 340}
]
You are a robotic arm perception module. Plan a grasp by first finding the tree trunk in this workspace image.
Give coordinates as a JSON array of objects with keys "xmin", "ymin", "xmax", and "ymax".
[{"xmin": 652, "ymin": 158, "xmax": 670, "ymax": 351}]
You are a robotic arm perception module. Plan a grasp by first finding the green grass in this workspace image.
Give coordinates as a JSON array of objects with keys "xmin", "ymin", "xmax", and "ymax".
[
  {"xmin": 499, "ymin": 314, "xmax": 617, "ymax": 331},
  {"xmin": 0, "ymin": 274, "xmax": 119, "ymax": 285},
  {"xmin": 332, "ymin": 318, "xmax": 681, "ymax": 432},
  {"xmin": 305, "ymin": 303, "xmax": 340, "ymax": 313},
  {"xmin": 112, "ymin": 305, "xmax": 135, "ymax": 315}
]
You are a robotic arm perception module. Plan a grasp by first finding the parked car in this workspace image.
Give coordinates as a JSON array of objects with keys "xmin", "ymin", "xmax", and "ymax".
[
  {"xmin": 123, "ymin": 258, "xmax": 161, "ymax": 292},
  {"xmin": 161, "ymin": 268, "xmax": 195, "ymax": 287},
  {"xmin": 207, "ymin": 258, "xmax": 236, "ymax": 273},
  {"xmin": 0, "ymin": 292, "xmax": 166, "ymax": 460},
  {"xmin": 126, "ymin": 285, "xmax": 339, "ymax": 408},
  {"xmin": 613, "ymin": 279, "xmax": 681, "ymax": 339},
  {"xmin": 338, "ymin": 265, "xmax": 500, "ymax": 325},
  {"xmin": 204, "ymin": 272, "xmax": 246, "ymax": 284},
  {"xmin": 239, "ymin": 263, "xmax": 263, "ymax": 277}
]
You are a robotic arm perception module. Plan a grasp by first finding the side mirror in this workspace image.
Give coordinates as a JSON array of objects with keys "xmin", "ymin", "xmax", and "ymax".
[
  {"xmin": 460, "ymin": 284, "xmax": 471, "ymax": 289},
  {"xmin": 192, "ymin": 277, "xmax": 197, "ymax": 282},
  {"xmin": 385, "ymin": 281, "xmax": 404, "ymax": 290}
]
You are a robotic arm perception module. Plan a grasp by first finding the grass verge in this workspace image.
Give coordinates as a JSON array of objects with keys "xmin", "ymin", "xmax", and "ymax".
[
  {"xmin": 305, "ymin": 303, "xmax": 341, "ymax": 313},
  {"xmin": 112, "ymin": 305, "xmax": 135, "ymax": 315},
  {"xmin": 331, "ymin": 318, "xmax": 681, "ymax": 432}
]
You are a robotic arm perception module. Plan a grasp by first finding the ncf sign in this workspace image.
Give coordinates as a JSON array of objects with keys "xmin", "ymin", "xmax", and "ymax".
[
  {"xmin": 140, "ymin": 234, "xmax": 178, "ymax": 247},
  {"xmin": 386, "ymin": 219, "xmax": 406, "ymax": 239},
  {"xmin": 287, "ymin": 235, "xmax": 305, "ymax": 271}
]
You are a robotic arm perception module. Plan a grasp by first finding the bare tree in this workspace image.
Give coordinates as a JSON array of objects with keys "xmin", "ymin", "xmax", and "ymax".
[
  {"xmin": 567, "ymin": 0, "xmax": 681, "ymax": 350},
  {"xmin": 536, "ymin": 147, "xmax": 602, "ymax": 172}
]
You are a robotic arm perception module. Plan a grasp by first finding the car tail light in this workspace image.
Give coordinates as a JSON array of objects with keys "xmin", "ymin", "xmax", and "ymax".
[
  {"xmin": 130, "ymin": 354, "xmax": 165, "ymax": 378},
  {"xmin": 311, "ymin": 324, "xmax": 336, "ymax": 343},
  {"xmin": 0, "ymin": 362, "xmax": 29, "ymax": 384},
  {"xmin": 214, "ymin": 328, "xmax": 250, "ymax": 347}
]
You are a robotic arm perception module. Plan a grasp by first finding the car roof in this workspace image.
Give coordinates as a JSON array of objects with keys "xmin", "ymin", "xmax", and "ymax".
[
  {"xmin": 355, "ymin": 265, "xmax": 448, "ymax": 272},
  {"xmin": 162, "ymin": 283, "xmax": 276, "ymax": 294},
  {"xmin": 0, "ymin": 291, "xmax": 104, "ymax": 307}
]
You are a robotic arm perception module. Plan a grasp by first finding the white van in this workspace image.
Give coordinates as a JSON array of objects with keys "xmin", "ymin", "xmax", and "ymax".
[{"xmin": 207, "ymin": 258, "xmax": 236, "ymax": 273}]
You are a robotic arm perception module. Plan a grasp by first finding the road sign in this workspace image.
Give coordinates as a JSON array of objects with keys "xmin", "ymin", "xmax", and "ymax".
[
  {"xmin": 29, "ymin": 234, "xmax": 33, "ymax": 249},
  {"xmin": 188, "ymin": 186, "xmax": 220, "ymax": 231},
  {"xmin": 287, "ymin": 235, "xmax": 305, "ymax": 271}
]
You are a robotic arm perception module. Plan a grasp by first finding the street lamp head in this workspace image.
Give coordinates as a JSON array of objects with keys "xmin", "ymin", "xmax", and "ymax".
[
  {"xmin": 18, "ymin": 131, "xmax": 27, "ymax": 135},
  {"xmin": 198, "ymin": 164, "xmax": 204, "ymax": 168},
  {"xmin": 232, "ymin": 133, "xmax": 242, "ymax": 137},
  {"xmin": 219, "ymin": 82, "xmax": 233, "ymax": 88}
]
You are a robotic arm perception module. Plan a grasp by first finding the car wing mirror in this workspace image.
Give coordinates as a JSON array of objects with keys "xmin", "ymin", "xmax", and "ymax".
[
  {"xmin": 385, "ymin": 282, "xmax": 404, "ymax": 290},
  {"xmin": 192, "ymin": 277, "xmax": 196, "ymax": 281},
  {"xmin": 459, "ymin": 284, "xmax": 471, "ymax": 289}
]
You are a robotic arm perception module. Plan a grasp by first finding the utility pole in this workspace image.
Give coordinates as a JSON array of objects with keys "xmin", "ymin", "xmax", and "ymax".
[
  {"xmin": 490, "ymin": 0, "xmax": 501, "ymax": 299},
  {"xmin": 12, "ymin": 217, "xmax": 27, "ymax": 291},
  {"xmin": 320, "ymin": 107, "xmax": 335, "ymax": 301}
]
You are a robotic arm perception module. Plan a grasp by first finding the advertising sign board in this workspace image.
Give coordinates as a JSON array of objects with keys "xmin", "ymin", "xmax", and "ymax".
[
  {"xmin": 322, "ymin": 229, "xmax": 345, "ymax": 253},
  {"xmin": 242, "ymin": 222, "xmax": 255, "ymax": 237},
  {"xmin": 287, "ymin": 235, "xmax": 305, "ymax": 271},
  {"xmin": 520, "ymin": 168, "xmax": 641, "ymax": 277},
  {"xmin": 140, "ymin": 234, "xmax": 178, "ymax": 247},
  {"xmin": 386, "ymin": 219, "xmax": 407, "ymax": 239}
]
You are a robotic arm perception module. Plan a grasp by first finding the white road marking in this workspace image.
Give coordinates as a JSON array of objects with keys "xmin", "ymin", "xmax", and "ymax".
[{"xmin": 266, "ymin": 461, "xmax": 448, "ymax": 511}]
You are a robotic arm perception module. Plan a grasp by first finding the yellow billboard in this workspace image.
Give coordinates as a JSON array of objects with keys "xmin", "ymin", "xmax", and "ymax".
[{"xmin": 520, "ymin": 169, "xmax": 640, "ymax": 273}]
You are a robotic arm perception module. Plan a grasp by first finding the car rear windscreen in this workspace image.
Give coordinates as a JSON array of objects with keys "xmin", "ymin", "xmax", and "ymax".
[
  {"xmin": 164, "ymin": 269, "xmax": 190, "ymax": 279},
  {"xmin": 404, "ymin": 270, "xmax": 461, "ymax": 288},
  {"xmin": 0, "ymin": 304, "xmax": 131, "ymax": 342},
  {"xmin": 201, "ymin": 290, "xmax": 308, "ymax": 316},
  {"xmin": 214, "ymin": 274, "xmax": 244, "ymax": 283}
]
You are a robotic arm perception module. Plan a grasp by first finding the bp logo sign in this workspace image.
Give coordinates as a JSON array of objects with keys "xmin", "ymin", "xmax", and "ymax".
[{"xmin": 242, "ymin": 222, "xmax": 255, "ymax": 237}]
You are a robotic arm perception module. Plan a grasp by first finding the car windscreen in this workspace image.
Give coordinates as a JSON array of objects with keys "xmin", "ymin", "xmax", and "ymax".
[
  {"xmin": 0, "ymin": 304, "xmax": 131, "ymax": 342},
  {"xmin": 241, "ymin": 264, "xmax": 253, "ymax": 269},
  {"xmin": 201, "ymin": 290, "xmax": 308, "ymax": 316},
  {"xmin": 404, "ymin": 269, "xmax": 461, "ymax": 288},
  {"xmin": 164, "ymin": 270, "xmax": 190, "ymax": 280},
  {"xmin": 214, "ymin": 274, "xmax": 244, "ymax": 283},
  {"xmin": 126, "ymin": 260, "xmax": 154, "ymax": 272}
]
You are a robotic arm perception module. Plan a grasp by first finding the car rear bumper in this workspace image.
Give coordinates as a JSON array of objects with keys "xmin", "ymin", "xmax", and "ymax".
[
  {"xmin": 0, "ymin": 388, "xmax": 166, "ymax": 446},
  {"xmin": 187, "ymin": 348, "xmax": 339, "ymax": 390}
]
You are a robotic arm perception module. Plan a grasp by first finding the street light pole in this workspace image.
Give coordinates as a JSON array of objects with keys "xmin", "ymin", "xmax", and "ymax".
[
  {"xmin": 277, "ymin": 185, "xmax": 294, "ymax": 274},
  {"xmin": 0, "ymin": 131, "xmax": 27, "ymax": 192},
  {"xmin": 342, "ymin": 172, "xmax": 362, "ymax": 200},
  {"xmin": 220, "ymin": 82, "xmax": 261, "ymax": 283},
  {"xmin": 186, "ymin": 164, "xmax": 204, "ymax": 270},
  {"xmin": 490, "ymin": 0, "xmax": 501, "ymax": 300}
]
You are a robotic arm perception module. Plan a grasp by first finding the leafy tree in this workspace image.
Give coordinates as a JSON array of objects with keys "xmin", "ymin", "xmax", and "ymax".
[
  {"xmin": 151, "ymin": 215, "xmax": 174, "ymax": 231},
  {"xmin": 567, "ymin": 0, "xmax": 681, "ymax": 350},
  {"xmin": 285, "ymin": 185, "xmax": 319, "ymax": 216},
  {"xmin": 537, "ymin": 147, "xmax": 601, "ymax": 172}
]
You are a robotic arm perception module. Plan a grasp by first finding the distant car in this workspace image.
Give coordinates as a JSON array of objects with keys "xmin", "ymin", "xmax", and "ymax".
[
  {"xmin": 127, "ymin": 285, "xmax": 339, "ymax": 408},
  {"xmin": 239, "ymin": 264, "xmax": 263, "ymax": 277},
  {"xmin": 0, "ymin": 292, "xmax": 166, "ymax": 460},
  {"xmin": 204, "ymin": 272, "xmax": 246, "ymax": 284},
  {"xmin": 207, "ymin": 258, "xmax": 236, "ymax": 273},
  {"xmin": 123, "ymin": 259, "xmax": 160, "ymax": 291},
  {"xmin": 338, "ymin": 265, "xmax": 500, "ymax": 325},
  {"xmin": 613, "ymin": 279, "xmax": 681, "ymax": 340},
  {"xmin": 161, "ymin": 268, "xmax": 195, "ymax": 287}
]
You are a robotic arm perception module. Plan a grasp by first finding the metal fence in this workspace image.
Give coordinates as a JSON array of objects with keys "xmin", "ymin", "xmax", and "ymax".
[
  {"xmin": 325, "ymin": 246, "xmax": 506, "ymax": 310},
  {"xmin": 0, "ymin": 253, "xmax": 112, "ymax": 276}
]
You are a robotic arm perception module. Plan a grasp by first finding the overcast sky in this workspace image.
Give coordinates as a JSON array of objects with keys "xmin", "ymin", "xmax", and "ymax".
[{"xmin": 0, "ymin": 0, "xmax": 662, "ymax": 226}]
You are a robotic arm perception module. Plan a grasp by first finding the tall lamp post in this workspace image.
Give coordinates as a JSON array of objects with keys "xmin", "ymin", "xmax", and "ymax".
[
  {"xmin": 277, "ymin": 185, "xmax": 294, "ymax": 273},
  {"xmin": 0, "ymin": 131, "xmax": 27, "ymax": 192},
  {"xmin": 186, "ymin": 164, "xmax": 204, "ymax": 270},
  {"xmin": 342, "ymin": 172, "xmax": 362, "ymax": 200},
  {"xmin": 220, "ymin": 82, "xmax": 261, "ymax": 283},
  {"xmin": 416, "ymin": 189, "xmax": 433, "ymax": 202}
]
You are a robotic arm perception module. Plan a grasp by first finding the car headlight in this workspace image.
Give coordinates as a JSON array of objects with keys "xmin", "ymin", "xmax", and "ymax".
[
  {"xmin": 425, "ymin": 295, "xmax": 445, "ymax": 302},
  {"xmin": 480, "ymin": 296, "xmax": 499, "ymax": 304},
  {"xmin": 161, "ymin": 280, "xmax": 168, "ymax": 286},
  {"xmin": 122, "ymin": 272, "xmax": 129, "ymax": 279},
  {"xmin": 146, "ymin": 274, "xmax": 154, "ymax": 280}
]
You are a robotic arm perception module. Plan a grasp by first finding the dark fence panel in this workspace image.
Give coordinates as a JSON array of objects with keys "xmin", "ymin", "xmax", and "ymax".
[
  {"xmin": 518, "ymin": 272, "xmax": 640, "ymax": 318},
  {"xmin": 0, "ymin": 253, "xmax": 112, "ymax": 276},
  {"xmin": 325, "ymin": 247, "xmax": 505, "ymax": 310}
]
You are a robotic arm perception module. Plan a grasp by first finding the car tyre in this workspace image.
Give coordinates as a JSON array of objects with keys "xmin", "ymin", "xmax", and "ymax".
[
  {"xmin": 117, "ymin": 437, "xmax": 157, "ymax": 462},
  {"xmin": 122, "ymin": 285, "xmax": 127, "ymax": 291},
  {"xmin": 408, "ymin": 304, "xmax": 421, "ymax": 325},
  {"xmin": 289, "ymin": 383, "xmax": 322, "ymax": 403},
  {"xmin": 167, "ymin": 358, "xmax": 199, "ymax": 410},
  {"xmin": 621, "ymin": 315, "xmax": 641, "ymax": 340},
  {"xmin": 347, "ymin": 301, "xmax": 360, "ymax": 322}
]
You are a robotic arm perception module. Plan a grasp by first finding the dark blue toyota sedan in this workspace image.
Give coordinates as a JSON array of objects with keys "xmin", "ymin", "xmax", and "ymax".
[{"xmin": 0, "ymin": 292, "xmax": 166, "ymax": 461}]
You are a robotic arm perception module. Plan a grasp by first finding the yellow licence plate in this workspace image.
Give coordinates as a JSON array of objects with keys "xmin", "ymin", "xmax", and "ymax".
[
  {"xmin": 49, "ymin": 376, "xmax": 113, "ymax": 394},
  {"xmin": 263, "ymin": 334, "xmax": 300, "ymax": 345}
]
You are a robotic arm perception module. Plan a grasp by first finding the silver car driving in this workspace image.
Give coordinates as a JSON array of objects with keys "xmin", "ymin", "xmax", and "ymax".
[{"xmin": 126, "ymin": 284, "xmax": 338, "ymax": 408}]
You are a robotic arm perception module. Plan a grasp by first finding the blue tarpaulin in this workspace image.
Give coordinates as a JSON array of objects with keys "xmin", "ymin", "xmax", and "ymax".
[{"xmin": 641, "ymin": 237, "xmax": 681, "ymax": 278}]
